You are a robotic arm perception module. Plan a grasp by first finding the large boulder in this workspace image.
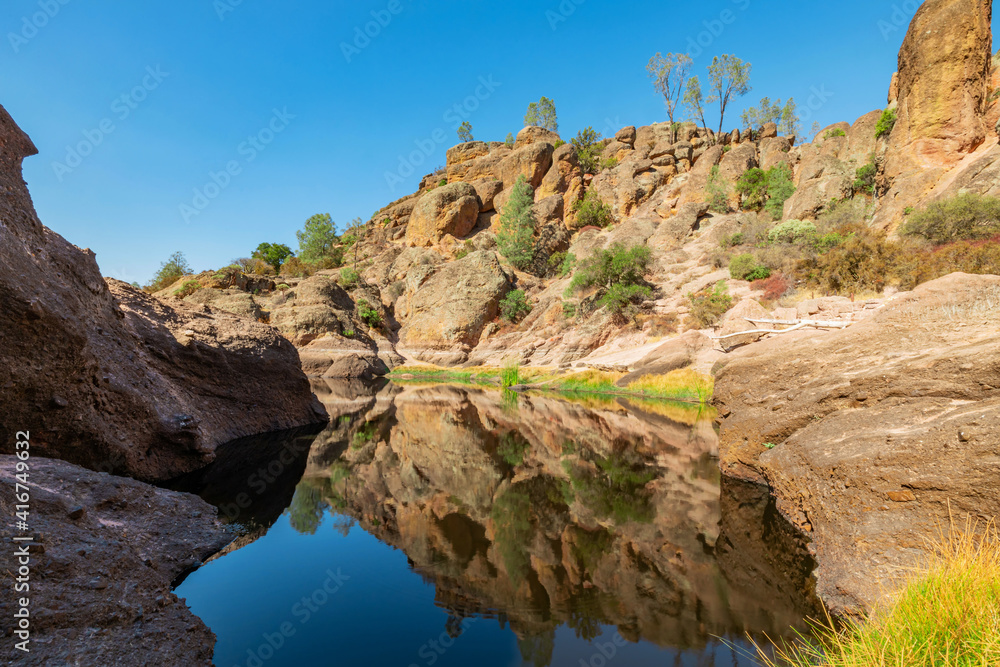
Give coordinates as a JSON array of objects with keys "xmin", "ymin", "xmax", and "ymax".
[
  {"xmin": 446, "ymin": 141, "xmax": 491, "ymax": 167},
  {"xmin": 0, "ymin": 104, "xmax": 327, "ymax": 481},
  {"xmin": 714, "ymin": 273, "xmax": 1000, "ymax": 615},
  {"xmin": 499, "ymin": 142, "xmax": 554, "ymax": 189},
  {"xmin": 397, "ymin": 250, "xmax": 512, "ymax": 364},
  {"xmin": 514, "ymin": 126, "xmax": 560, "ymax": 149},
  {"xmin": 590, "ymin": 157, "xmax": 669, "ymax": 221},
  {"xmin": 0, "ymin": 456, "xmax": 232, "ymax": 665},
  {"xmin": 405, "ymin": 182, "xmax": 480, "ymax": 247},
  {"xmin": 782, "ymin": 149, "xmax": 852, "ymax": 220},
  {"xmin": 538, "ymin": 143, "xmax": 584, "ymax": 226}
]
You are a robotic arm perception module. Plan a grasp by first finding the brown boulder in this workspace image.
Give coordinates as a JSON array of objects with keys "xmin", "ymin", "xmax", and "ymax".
[
  {"xmin": 760, "ymin": 122, "xmax": 778, "ymax": 139},
  {"xmin": 499, "ymin": 142, "xmax": 554, "ymax": 189},
  {"xmin": 397, "ymin": 250, "xmax": 512, "ymax": 364},
  {"xmin": 514, "ymin": 126, "xmax": 560, "ymax": 149},
  {"xmin": 615, "ymin": 125, "xmax": 637, "ymax": 146},
  {"xmin": 758, "ymin": 137, "xmax": 792, "ymax": 171},
  {"xmin": 714, "ymin": 273, "xmax": 1000, "ymax": 615},
  {"xmin": 471, "ymin": 178, "xmax": 504, "ymax": 212},
  {"xmin": 405, "ymin": 182, "xmax": 480, "ymax": 247},
  {"xmin": 446, "ymin": 141, "xmax": 491, "ymax": 167},
  {"xmin": 783, "ymin": 149, "xmax": 852, "ymax": 220}
]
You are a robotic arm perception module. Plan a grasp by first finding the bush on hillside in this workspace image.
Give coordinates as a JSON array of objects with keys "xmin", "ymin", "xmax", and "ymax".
[
  {"xmin": 253, "ymin": 242, "xmax": 294, "ymax": 273},
  {"xmin": 296, "ymin": 213, "xmax": 340, "ymax": 264},
  {"xmin": 763, "ymin": 163, "xmax": 795, "ymax": 220},
  {"xmin": 768, "ymin": 219, "xmax": 817, "ymax": 244},
  {"xmin": 173, "ymin": 279, "xmax": 201, "ymax": 299},
  {"xmin": 875, "ymin": 107, "xmax": 897, "ymax": 138},
  {"xmin": 729, "ymin": 253, "xmax": 770, "ymax": 281},
  {"xmin": 500, "ymin": 290, "xmax": 532, "ymax": 323},
  {"xmin": 901, "ymin": 192, "xmax": 1000, "ymax": 244},
  {"xmin": 145, "ymin": 251, "xmax": 192, "ymax": 293},
  {"xmin": 706, "ymin": 165, "xmax": 730, "ymax": 213},
  {"xmin": 736, "ymin": 168, "xmax": 768, "ymax": 211},
  {"xmin": 567, "ymin": 243, "xmax": 653, "ymax": 319},
  {"xmin": 357, "ymin": 299, "xmax": 381, "ymax": 329},
  {"xmin": 687, "ymin": 281, "xmax": 734, "ymax": 329},
  {"xmin": 495, "ymin": 175, "xmax": 538, "ymax": 271},
  {"xmin": 572, "ymin": 190, "xmax": 613, "ymax": 228},
  {"xmin": 340, "ymin": 267, "xmax": 360, "ymax": 287},
  {"xmin": 571, "ymin": 127, "xmax": 603, "ymax": 175}
]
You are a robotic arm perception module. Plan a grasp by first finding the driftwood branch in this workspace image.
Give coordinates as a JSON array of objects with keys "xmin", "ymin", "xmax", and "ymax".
[
  {"xmin": 710, "ymin": 318, "xmax": 854, "ymax": 351},
  {"xmin": 743, "ymin": 318, "xmax": 851, "ymax": 328}
]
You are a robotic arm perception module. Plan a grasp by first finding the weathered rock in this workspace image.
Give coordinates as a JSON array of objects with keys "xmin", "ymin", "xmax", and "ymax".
[
  {"xmin": 405, "ymin": 182, "xmax": 480, "ymax": 247},
  {"xmin": 759, "ymin": 137, "xmax": 792, "ymax": 171},
  {"xmin": 760, "ymin": 122, "xmax": 778, "ymax": 139},
  {"xmin": 678, "ymin": 145, "xmax": 725, "ymax": 205},
  {"xmin": 717, "ymin": 298, "xmax": 772, "ymax": 337},
  {"xmin": 446, "ymin": 141, "xmax": 491, "ymax": 167},
  {"xmin": 183, "ymin": 287, "xmax": 265, "ymax": 321},
  {"xmin": 615, "ymin": 125, "xmax": 637, "ymax": 146},
  {"xmin": 471, "ymin": 178, "xmax": 503, "ymax": 212},
  {"xmin": 514, "ymin": 126, "xmax": 560, "ymax": 149},
  {"xmin": 714, "ymin": 273, "xmax": 1000, "ymax": 615},
  {"xmin": 591, "ymin": 158, "xmax": 668, "ymax": 221},
  {"xmin": 534, "ymin": 193, "xmax": 565, "ymax": 227},
  {"xmin": 397, "ymin": 251, "xmax": 512, "ymax": 364},
  {"xmin": 0, "ymin": 456, "xmax": 232, "ymax": 665},
  {"xmin": 782, "ymin": 149, "xmax": 852, "ymax": 220},
  {"xmin": 617, "ymin": 330, "xmax": 714, "ymax": 385},
  {"xmin": 499, "ymin": 142, "xmax": 555, "ymax": 189}
]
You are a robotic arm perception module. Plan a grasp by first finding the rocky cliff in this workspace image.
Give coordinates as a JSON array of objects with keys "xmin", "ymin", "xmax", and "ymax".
[{"xmin": 0, "ymin": 104, "xmax": 327, "ymax": 482}]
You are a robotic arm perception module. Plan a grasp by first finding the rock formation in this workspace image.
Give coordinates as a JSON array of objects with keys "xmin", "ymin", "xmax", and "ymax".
[
  {"xmin": 0, "ymin": 104, "xmax": 327, "ymax": 481},
  {"xmin": 713, "ymin": 273, "xmax": 1000, "ymax": 614}
]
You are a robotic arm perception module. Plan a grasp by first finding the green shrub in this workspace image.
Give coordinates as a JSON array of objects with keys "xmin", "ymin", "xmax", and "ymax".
[
  {"xmin": 500, "ymin": 364, "xmax": 521, "ymax": 389},
  {"xmin": 745, "ymin": 265, "xmax": 771, "ymax": 281},
  {"xmin": 146, "ymin": 251, "xmax": 192, "ymax": 293},
  {"xmin": 253, "ymin": 242, "xmax": 294, "ymax": 273},
  {"xmin": 823, "ymin": 128, "xmax": 847, "ymax": 139},
  {"xmin": 500, "ymin": 289, "xmax": 532, "ymax": 323},
  {"xmin": 553, "ymin": 139, "xmax": 566, "ymax": 148},
  {"xmin": 340, "ymin": 267, "xmax": 360, "ymax": 287},
  {"xmin": 438, "ymin": 178, "xmax": 447, "ymax": 187},
  {"xmin": 277, "ymin": 283, "xmax": 290, "ymax": 290},
  {"xmin": 567, "ymin": 244, "xmax": 653, "ymax": 319},
  {"xmin": 296, "ymin": 213, "xmax": 339, "ymax": 264},
  {"xmin": 901, "ymin": 192, "xmax": 1000, "ymax": 244},
  {"xmin": 729, "ymin": 253, "xmax": 762, "ymax": 280},
  {"xmin": 600, "ymin": 157, "xmax": 618, "ymax": 171},
  {"xmin": 763, "ymin": 163, "xmax": 795, "ymax": 220},
  {"xmin": 571, "ymin": 127, "xmax": 603, "ymax": 174},
  {"xmin": 495, "ymin": 175, "xmax": 537, "ymax": 270},
  {"xmin": 687, "ymin": 281, "xmax": 734, "ymax": 328},
  {"xmin": 572, "ymin": 190, "xmax": 613, "ymax": 228},
  {"xmin": 853, "ymin": 159, "xmax": 878, "ymax": 196},
  {"xmin": 455, "ymin": 240, "xmax": 474, "ymax": 260},
  {"xmin": 706, "ymin": 165, "xmax": 730, "ymax": 213},
  {"xmin": 547, "ymin": 251, "xmax": 576, "ymax": 277},
  {"xmin": 357, "ymin": 298, "xmax": 381, "ymax": 329},
  {"xmin": 768, "ymin": 219, "xmax": 817, "ymax": 244},
  {"xmin": 875, "ymin": 107, "xmax": 897, "ymax": 138},
  {"xmin": 173, "ymin": 279, "xmax": 201, "ymax": 298},
  {"xmin": 736, "ymin": 168, "xmax": 768, "ymax": 211},
  {"xmin": 562, "ymin": 301, "xmax": 577, "ymax": 318},
  {"xmin": 505, "ymin": 132, "xmax": 515, "ymax": 149},
  {"xmin": 719, "ymin": 232, "xmax": 744, "ymax": 248}
]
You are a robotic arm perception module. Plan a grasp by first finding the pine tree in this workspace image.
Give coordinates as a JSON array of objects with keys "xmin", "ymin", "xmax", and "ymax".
[{"xmin": 496, "ymin": 175, "xmax": 537, "ymax": 270}]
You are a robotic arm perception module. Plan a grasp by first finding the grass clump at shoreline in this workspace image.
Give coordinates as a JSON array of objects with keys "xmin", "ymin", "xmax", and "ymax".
[
  {"xmin": 387, "ymin": 364, "xmax": 714, "ymax": 404},
  {"xmin": 756, "ymin": 519, "xmax": 1000, "ymax": 667}
]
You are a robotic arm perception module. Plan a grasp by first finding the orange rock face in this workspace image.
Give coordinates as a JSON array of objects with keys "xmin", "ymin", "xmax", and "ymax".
[{"xmin": 890, "ymin": 0, "xmax": 992, "ymax": 170}]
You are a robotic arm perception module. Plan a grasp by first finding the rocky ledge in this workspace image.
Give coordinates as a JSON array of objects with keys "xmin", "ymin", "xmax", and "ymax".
[
  {"xmin": 0, "ymin": 456, "xmax": 233, "ymax": 666},
  {"xmin": 713, "ymin": 272, "xmax": 1000, "ymax": 614}
]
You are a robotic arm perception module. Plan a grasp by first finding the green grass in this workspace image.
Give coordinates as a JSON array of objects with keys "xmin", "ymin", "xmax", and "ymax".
[
  {"xmin": 387, "ymin": 365, "xmax": 714, "ymax": 404},
  {"xmin": 756, "ymin": 519, "xmax": 1000, "ymax": 667}
]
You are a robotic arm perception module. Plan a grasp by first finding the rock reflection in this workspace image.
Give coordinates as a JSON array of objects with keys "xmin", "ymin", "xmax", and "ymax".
[{"xmin": 296, "ymin": 380, "xmax": 819, "ymax": 658}]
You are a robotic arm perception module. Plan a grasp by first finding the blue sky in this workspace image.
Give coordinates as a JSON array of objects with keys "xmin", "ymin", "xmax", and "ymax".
[{"xmin": 3, "ymin": 0, "xmax": 991, "ymax": 284}]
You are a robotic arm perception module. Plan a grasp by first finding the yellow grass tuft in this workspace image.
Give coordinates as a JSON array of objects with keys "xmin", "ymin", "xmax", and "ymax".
[
  {"xmin": 755, "ymin": 517, "xmax": 1000, "ymax": 667},
  {"xmin": 626, "ymin": 368, "xmax": 714, "ymax": 402}
]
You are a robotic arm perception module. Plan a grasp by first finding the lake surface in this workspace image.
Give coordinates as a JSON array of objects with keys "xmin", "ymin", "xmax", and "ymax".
[{"xmin": 173, "ymin": 380, "xmax": 818, "ymax": 667}]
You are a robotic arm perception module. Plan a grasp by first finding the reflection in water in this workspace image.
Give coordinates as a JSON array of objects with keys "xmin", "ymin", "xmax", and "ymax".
[{"xmin": 175, "ymin": 379, "xmax": 818, "ymax": 666}]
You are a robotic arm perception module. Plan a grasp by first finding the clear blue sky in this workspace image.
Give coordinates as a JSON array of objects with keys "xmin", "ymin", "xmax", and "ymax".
[{"xmin": 3, "ymin": 0, "xmax": 993, "ymax": 284}]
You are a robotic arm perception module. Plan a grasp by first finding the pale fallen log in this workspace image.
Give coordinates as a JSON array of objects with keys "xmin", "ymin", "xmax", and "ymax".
[
  {"xmin": 710, "ymin": 321, "xmax": 811, "ymax": 344},
  {"xmin": 744, "ymin": 318, "xmax": 852, "ymax": 328}
]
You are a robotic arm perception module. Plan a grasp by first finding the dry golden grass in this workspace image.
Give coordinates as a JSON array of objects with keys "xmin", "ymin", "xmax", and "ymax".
[{"xmin": 755, "ymin": 517, "xmax": 1000, "ymax": 667}]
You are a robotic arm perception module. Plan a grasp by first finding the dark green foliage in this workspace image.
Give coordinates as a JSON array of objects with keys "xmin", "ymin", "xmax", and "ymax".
[
  {"xmin": 901, "ymin": 193, "xmax": 1000, "ymax": 244},
  {"xmin": 495, "ymin": 176, "xmax": 537, "ymax": 270},
  {"xmin": 567, "ymin": 244, "xmax": 653, "ymax": 318},
  {"xmin": 736, "ymin": 164, "xmax": 795, "ymax": 218},
  {"xmin": 500, "ymin": 289, "xmax": 532, "ymax": 323},
  {"xmin": 706, "ymin": 164, "xmax": 730, "ymax": 213},
  {"xmin": 457, "ymin": 121, "xmax": 473, "ymax": 142},
  {"xmin": 565, "ymin": 451, "xmax": 656, "ymax": 525},
  {"xmin": 288, "ymin": 481, "xmax": 326, "ymax": 535},
  {"xmin": 340, "ymin": 267, "xmax": 360, "ymax": 287},
  {"xmin": 572, "ymin": 190, "xmax": 613, "ymax": 228},
  {"xmin": 490, "ymin": 487, "xmax": 533, "ymax": 583},
  {"xmin": 498, "ymin": 431, "xmax": 530, "ymax": 467},
  {"xmin": 296, "ymin": 213, "xmax": 339, "ymax": 264},
  {"xmin": 253, "ymin": 242, "xmax": 294, "ymax": 273},
  {"xmin": 505, "ymin": 132, "xmax": 515, "ymax": 149},
  {"xmin": 853, "ymin": 159, "xmax": 878, "ymax": 196},
  {"xmin": 875, "ymin": 107, "xmax": 897, "ymax": 138},
  {"xmin": 571, "ymin": 127, "xmax": 603, "ymax": 174},
  {"xmin": 736, "ymin": 167, "xmax": 768, "ymax": 210},
  {"xmin": 824, "ymin": 128, "xmax": 847, "ymax": 139},
  {"xmin": 687, "ymin": 281, "xmax": 734, "ymax": 328},
  {"xmin": 146, "ymin": 251, "xmax": 191, "ymax": 292},
  {"xmin": 356, "ymin": 298, "xmax": 381, "ymax": 329},
  {"xmin": 547, "ymin": 251, "xmax": 576, "ymax": 277}
]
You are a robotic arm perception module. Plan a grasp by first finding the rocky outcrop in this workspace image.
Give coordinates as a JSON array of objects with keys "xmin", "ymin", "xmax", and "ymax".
[
  {"xmin": 397, "ymin": 250, "xmax": 512, "ymax": 364},
  {"xmin": 0, "ymin": 456, "xmax": 232, "ymax": 665},
  {"xmin": 713, "ymin": 273, "xmax": 1000, "ymax": 614},
  {"xmin": 0, "ymin": 105, "xmax": 326, "ymax": 481},
  {"xmin": 405, "ymin": 182, "xmax": 480, "ymax": 247}
]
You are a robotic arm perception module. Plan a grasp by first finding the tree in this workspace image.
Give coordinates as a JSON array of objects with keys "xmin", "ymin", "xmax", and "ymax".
[
  {"xmin": 683, "ymin": 76, "xmax": 709, "ymax": 136},
  {"xmin": 457, "ymin": 121, "xmax": 473, "ymax": 142},
  {"xmin": 505, "ymin": 132, "xmax": 515, "ymax": 148},
  {"xmin": 253, "ymin": 242, "xmax": 293, "ymax": 273},
  {"xmin": 780, "ymin": 98, "xmax": 801, "ymax": 137},
  {"xmin": 495, "ymin": 175, "xmax": 537, "ymax": 270},
  {"xmin": 567, "ymin": 244, "xmax": 653, "ymax": 319},
  {"xmin": 740, "ymin": 97, "xmax": 782, "ymax": 133},
  {"xmin": 647, "ymin": 52, "xmax": 692, "ymax": 143},
  {"xmin": 570, "ymin": 127, "xmax": 602, "ymax": 174},
  {"xmin": 524, "ymin": 97, "xmax": 558, "ymax": 132},
  {"xmin": 707, "ymin": 54, "xmax": 752, "ymax": 136},
  {"xmin": 146, "ymin": 251, "xmax": 192, "ymax": 292},
  {"xmin": 296, "ymin": 213, "xmax": 339, "ymax": 263}
]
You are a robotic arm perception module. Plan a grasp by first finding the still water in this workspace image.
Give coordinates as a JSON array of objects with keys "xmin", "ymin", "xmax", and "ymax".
[{"xmin": 173, "ymin": 380, "xmax": 817, "ymax": 667}]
